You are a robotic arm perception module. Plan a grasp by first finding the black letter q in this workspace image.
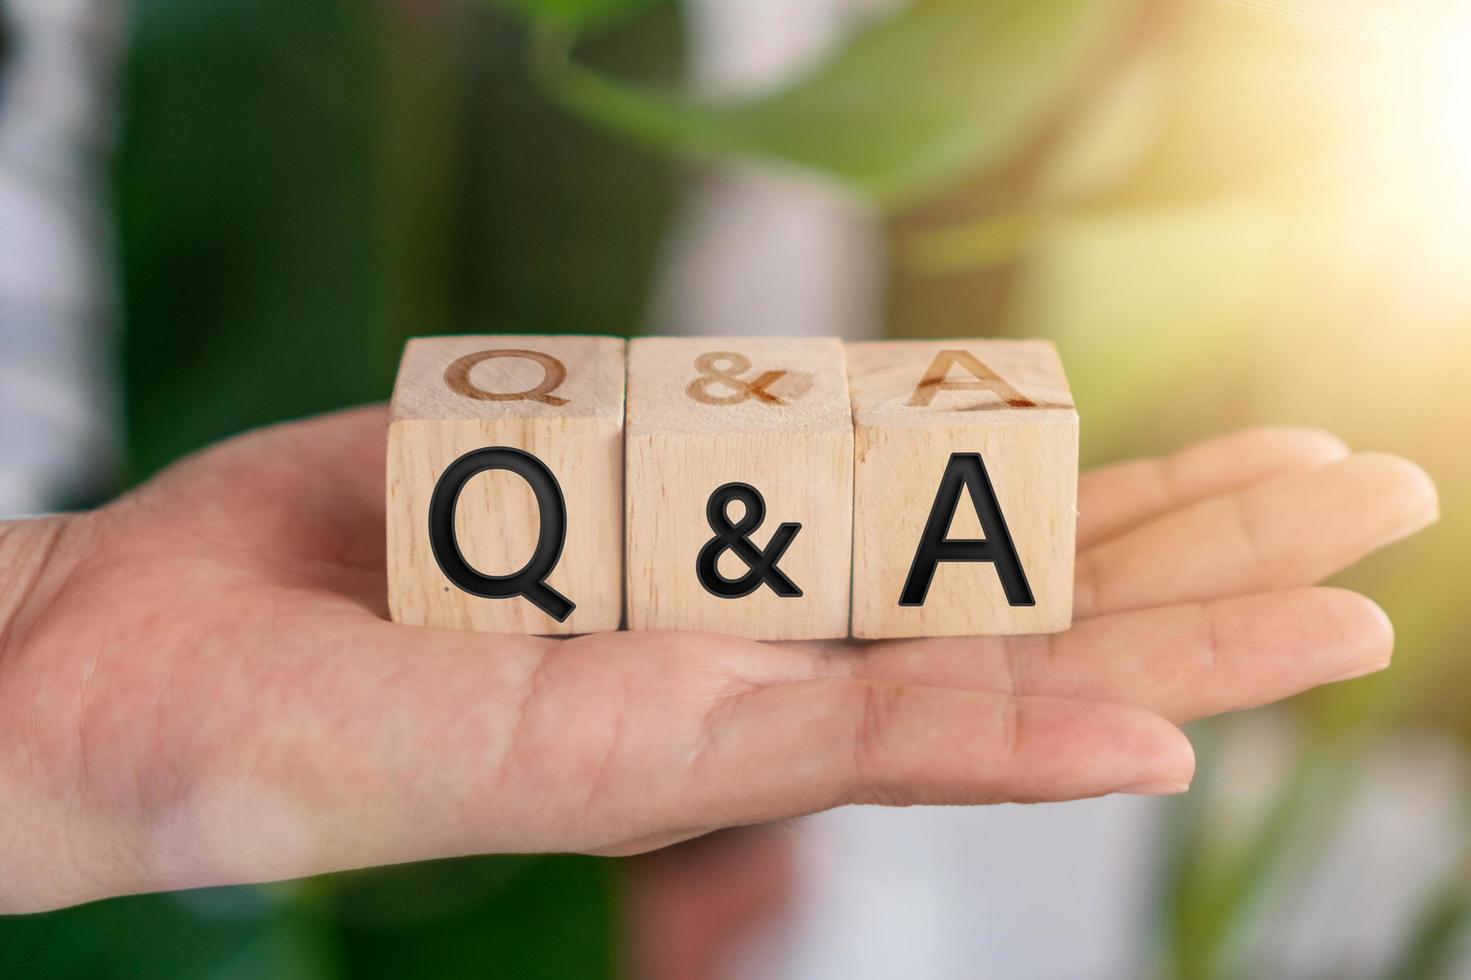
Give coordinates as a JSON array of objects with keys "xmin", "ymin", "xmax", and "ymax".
[{"xmin": 427, "ymin": 447, "xmax": 574, "ymax": 621}]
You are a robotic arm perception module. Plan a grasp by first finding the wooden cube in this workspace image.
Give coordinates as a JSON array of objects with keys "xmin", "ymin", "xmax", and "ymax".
[
  {"xmin": 387, "ymin": 335, "xmax": 624, "ymax": 635},
  {"xmin": 847, "ymin": 340, "xmax": 1078, "ymax": 639},
  {"xmin": 625, "ymin": 337, "xmax": 854, "ymax": 640}
]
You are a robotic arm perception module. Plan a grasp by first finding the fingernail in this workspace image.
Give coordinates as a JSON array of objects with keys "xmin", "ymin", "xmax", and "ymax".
[
  {"xmin": 1326, "ymin": 660, "xmax": 1389, "ymax": 684},
  {"xmin": 1118, "ymin": 780, "xmax": 1190, "ymax": 796},
  {"xmin": 1361, "ymin": 454, "xmax": 1440, "ymax": 540}
]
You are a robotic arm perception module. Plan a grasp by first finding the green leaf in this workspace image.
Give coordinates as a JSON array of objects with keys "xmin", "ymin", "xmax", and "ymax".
[
  {"xmin": 492, "ymin": 0, "xmax": 668, "ymax": 34},
  {"xmin": 534, "ymin": 0, "xmax": 1138, "ymax": 209}
]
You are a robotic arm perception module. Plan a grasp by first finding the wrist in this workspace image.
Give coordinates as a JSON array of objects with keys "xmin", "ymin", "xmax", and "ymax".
[
  {"xmin": 0, "ymin": 514, "xmax": 94, "ymax": 913},
  {"xmin": 0, "ymin": 516, "xmax": 76, "ymax": 647}
]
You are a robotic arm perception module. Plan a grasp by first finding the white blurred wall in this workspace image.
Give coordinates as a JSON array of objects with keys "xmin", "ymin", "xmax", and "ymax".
[{"xmin": 0, "ymin": 0, "xmax": 124, "ymax": 514}]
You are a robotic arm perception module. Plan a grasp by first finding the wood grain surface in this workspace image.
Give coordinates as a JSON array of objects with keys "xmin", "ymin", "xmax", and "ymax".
[
  {"xmin": 625, "ymin": 337, "xmax": 854, "ymax": 640},
  {"xmin": 387, "ymin": 335, "xmax": 625, "ymax": 635},
  {"xmin": 847, "ymin": 340, "xmax": 1078, "ymax": 638}
]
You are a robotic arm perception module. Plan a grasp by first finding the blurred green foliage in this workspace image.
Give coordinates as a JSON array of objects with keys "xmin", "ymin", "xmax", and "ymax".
[
  {"xmin": 116, "ymin": 0, "xmax": 682, "ymax": 479},
  {"xmin": 491, "ymin": 0, "xmax": 667, "ymax": 33},
  {"xmin": 530, "ymin": 0, "xmax": 1141, "ymax": 208},
  {"xmin": 1, "ymin": 856, "xmax": 617, "ymax": 978}
]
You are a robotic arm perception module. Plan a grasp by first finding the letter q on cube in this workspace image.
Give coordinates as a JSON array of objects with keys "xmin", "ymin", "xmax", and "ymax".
[{"xmin": 386, "ymin": 335, "xmax": 625, "ymax": 635}]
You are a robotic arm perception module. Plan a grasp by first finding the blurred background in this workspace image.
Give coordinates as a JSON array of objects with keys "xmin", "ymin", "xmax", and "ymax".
[{"xmin": 1, "ymin": 0, "xmax": 1468, "ymax": 976}]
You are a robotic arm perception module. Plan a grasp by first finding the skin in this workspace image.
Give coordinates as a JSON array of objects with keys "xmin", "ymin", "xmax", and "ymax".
[{"xmin": 0, "ymin": 408, "xmax": 1439, "ymax": 913}]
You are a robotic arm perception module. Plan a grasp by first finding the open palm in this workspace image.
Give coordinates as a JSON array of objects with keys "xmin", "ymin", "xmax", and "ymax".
[{"xmin": 0, "ymin": 407, "xmax": 1437, "ymax": 912}]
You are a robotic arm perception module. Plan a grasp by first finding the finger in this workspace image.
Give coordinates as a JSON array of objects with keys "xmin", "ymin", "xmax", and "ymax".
[
  {"xmin": 256, "ymin": 403, "xmax": 391, "ymax": 476},
  {"xmin": 689, "ymin": 681, "xmax": 1195, "ymax": 824},
  {"xmin": 129, "ymin": 405, "xmax": 391, "ymax": 573},
  {"xmin": 1075, "ymin": 453, "xmax": 1438, "ymax": 618},
  {"xmin": 232, "ymin": 403, "xmax": 390, "ymax": 551},
  {"xmin": 96, "ymin": 619, "xmax": 1188, "ymax": 900},
  {"xmin": 258, "ymin": 404, "xmax": 391, "ymax": 572},
  {"xmin": 1079, "ymin": 426, "xmax": 1349, "ymax": 549},
  {"xmin": 837, "ymin": 588, "xmax": 1392, "ymax": 724}
]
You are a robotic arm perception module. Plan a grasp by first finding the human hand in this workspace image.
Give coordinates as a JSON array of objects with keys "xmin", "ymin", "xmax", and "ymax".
[{"xmin": 0, "ymin": 407, "xmax": 1437, "ymax": 912}]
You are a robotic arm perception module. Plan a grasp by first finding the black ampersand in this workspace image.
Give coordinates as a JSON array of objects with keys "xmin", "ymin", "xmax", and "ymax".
[{"xmin": 696, "ymin": 483, "xmax": 803, "ymax": 599}]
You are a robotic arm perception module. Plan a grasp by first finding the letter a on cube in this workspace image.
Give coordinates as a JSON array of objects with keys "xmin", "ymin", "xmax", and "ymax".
[
  {"xmin": 387, "ymin": 335, "xmax": 625, "ymax": 635},
  {"xmin": 847, "ymin": 340, "xmax": 1078, "ymax": 638}
]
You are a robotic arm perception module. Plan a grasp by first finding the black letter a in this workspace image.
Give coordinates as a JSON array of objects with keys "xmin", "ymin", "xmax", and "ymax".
[{"xmin": 899, "ymin": 453, "xmax": 1035, "ymax": 608}]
